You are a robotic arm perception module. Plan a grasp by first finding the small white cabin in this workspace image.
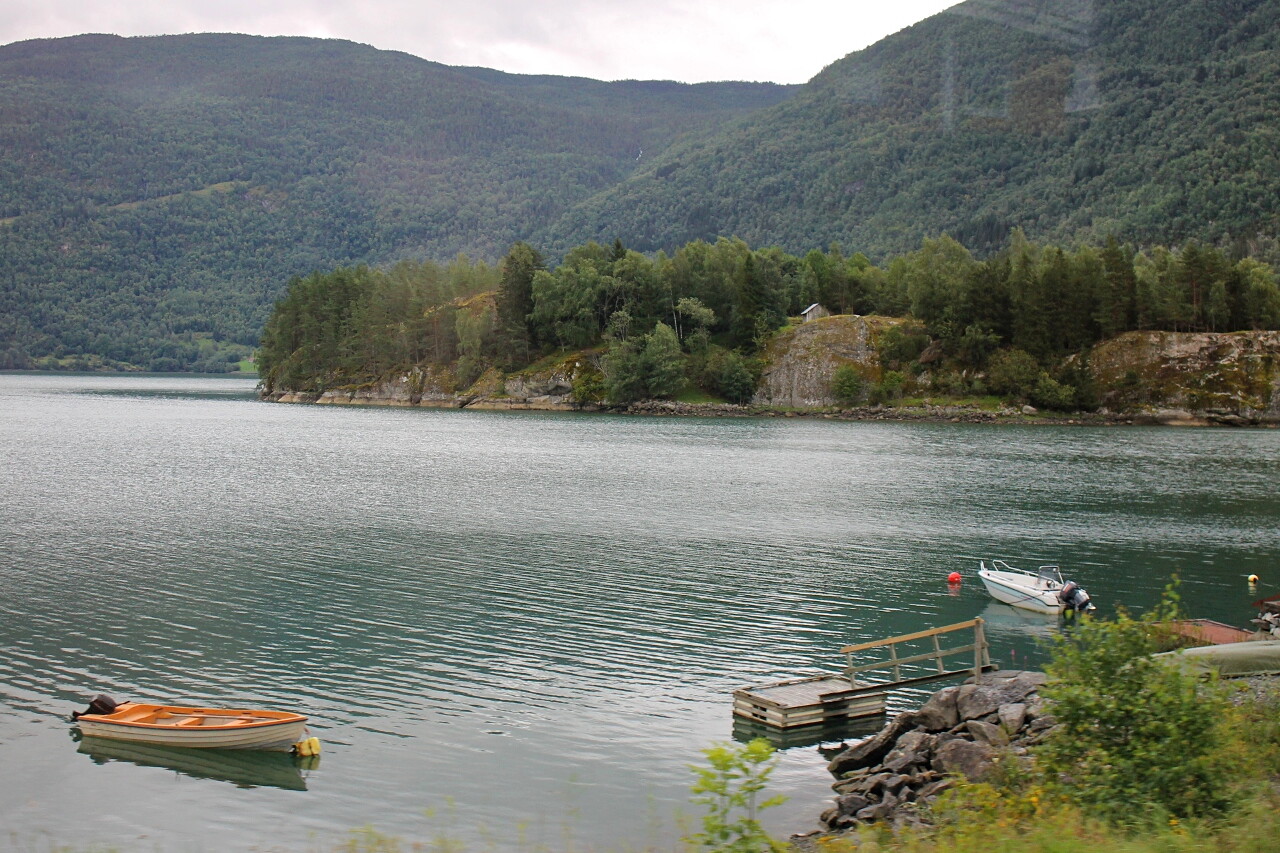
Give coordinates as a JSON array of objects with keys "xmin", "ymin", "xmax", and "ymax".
[{"xmin": 801, "ymin": 303, "xmax": 831, "ymax": 322}]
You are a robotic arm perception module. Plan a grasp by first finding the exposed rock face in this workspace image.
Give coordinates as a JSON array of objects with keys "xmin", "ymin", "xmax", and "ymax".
[
  {"xmin": 754, "ymin": 315, "xmax": 901, "ymax": 408},
  {"xmin": 262, "ymin": 357, "xmax": 591, "ymax": 411},
  {"xmin": 818, "ymin": 670, "xmax": 1056, "ymax": 833},
  {"xmin": 263, "ymin": 319, "xmax": 1280, "ymax": 426},
  {"xmin": 1089, "ymin": 330, "xmax": 1280, "ymax": 423}
]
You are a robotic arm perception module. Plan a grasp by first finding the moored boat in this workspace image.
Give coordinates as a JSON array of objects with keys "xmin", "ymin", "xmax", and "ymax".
[
  {"xmin": 72, "ymin": 695, "xmax": 307, "ymax": 751},
  {"xmin": 977, "ymin": 560, "xmax": 1096, "ymax": 614}
]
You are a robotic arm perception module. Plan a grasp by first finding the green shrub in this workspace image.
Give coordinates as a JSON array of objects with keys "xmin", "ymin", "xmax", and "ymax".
[
  {"xmin": 704, "ymin": 348, "xmax": 757, "ymax": 404},
  {"xmin": 872, "ymin": 370, "xmax": 907, "ymax": 403},
  {"xmin": 986, "ymin": 348, "xmax": 1041, "ymax": 399},
  {"xmin": 1036, "ymin": 584, "xmax": 1236, "ymax": 822},
  {"xmin": 687, "ymin": 739, "xmax": 787, "ymax": 852},
  {"xmin": 831, "ymin": 364, "xmax": 866, "ymax": 405},
  {"xmin": 878, "ymin": 324, "xmax": 931, "ymax": 368},
  {"xmin": 1029, "ymin": 375, "xmax": 1077, "ymax": 411}
]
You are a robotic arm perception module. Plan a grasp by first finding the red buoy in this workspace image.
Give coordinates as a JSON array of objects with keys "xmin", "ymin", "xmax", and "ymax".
[{"xmin": 947, "ymin": 571, "xmax": 962, "ymax": 584}]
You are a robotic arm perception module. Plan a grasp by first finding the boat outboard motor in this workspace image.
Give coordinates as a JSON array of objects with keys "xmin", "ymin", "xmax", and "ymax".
[
  {"xmin": 71, "ymin": 694, "xmax": 119, "ymax": 721},
  {"xmin": 1058, "ymin": 581, "xmax": 1096, "ymax": 614}
]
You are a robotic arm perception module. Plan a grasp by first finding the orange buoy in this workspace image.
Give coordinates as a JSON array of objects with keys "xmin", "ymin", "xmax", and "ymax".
[{"xmin": 947, "ymin": 571, "xmax": 962, "ymax": 584}]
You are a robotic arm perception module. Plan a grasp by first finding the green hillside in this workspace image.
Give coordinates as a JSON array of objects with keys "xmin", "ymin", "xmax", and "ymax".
[
  {"xmin": 4, "ymin": 0, "xmax": 1280, "ymax": 372},
  {"xmin": 0, "ymin": 33, "xmax": 794, "ymax": 370},
  {"xmin": 544, "ymin": 0, "xmax": 1280, "ymax": 259}
]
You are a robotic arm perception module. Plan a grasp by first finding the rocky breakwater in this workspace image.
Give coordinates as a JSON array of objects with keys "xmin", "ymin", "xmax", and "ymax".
[{"xmin": 817, "ymin": 670, "xmax": 1054, "ymax": 833}]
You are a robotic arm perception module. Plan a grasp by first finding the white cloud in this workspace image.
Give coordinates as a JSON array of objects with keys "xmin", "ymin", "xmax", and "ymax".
[{"xmin": 0, "ymin": 0, "xmax": 958, "ymax": 83}]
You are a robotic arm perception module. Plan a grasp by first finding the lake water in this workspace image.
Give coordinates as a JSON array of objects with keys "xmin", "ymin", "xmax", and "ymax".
[{"xmin": 2, "ymin": 373, "xmax": 1277, "ymax": 851}]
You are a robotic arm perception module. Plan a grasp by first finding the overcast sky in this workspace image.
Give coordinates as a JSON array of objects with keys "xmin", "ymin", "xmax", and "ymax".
[{"xmin": 1, "ymin": 0, "xmax": 959, "ymax": 83}]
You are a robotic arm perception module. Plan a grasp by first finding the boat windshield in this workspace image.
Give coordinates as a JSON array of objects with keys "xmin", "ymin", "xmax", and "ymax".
[{"xmin": 1036, "ymin": 565, "xmax": 1064, "ymax": 585}]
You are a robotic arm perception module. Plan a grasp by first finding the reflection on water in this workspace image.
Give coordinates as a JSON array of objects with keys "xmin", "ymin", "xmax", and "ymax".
[
  {"xmin": 732, "ymin": 714, "xmax": 887, "ymax": 751},
  {"xmin": 76, "ymin": 736, "xmax": 313, "ymax": 791},
  {"xmin": 976, "ymin": 600, "xmax": 1061, "ymax": 640}
]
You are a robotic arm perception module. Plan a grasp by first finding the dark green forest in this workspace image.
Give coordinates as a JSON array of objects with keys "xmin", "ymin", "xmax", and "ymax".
[
  {"xmin": 548, "ymin": 0, "xmax": 1280, "ymax": 259},
  {"xmin": 257, "ymin": 234, "xmax": 1280, "ymax": 410},
  {"xmin": 4, "ymin": 0, "xmax": 1280, "ymax": 372},
  {"xmin": 0, "ymin": 34, "xmax": 792, "ymax": 370}
]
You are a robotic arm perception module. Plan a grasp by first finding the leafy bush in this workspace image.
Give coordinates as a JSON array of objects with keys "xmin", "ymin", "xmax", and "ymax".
[
  {"xmin": 1029, "ymin": 375, "xmax": 1077, "ymax": 411},
  {"xmin": 871, "ymin": 370, "xmax": 907, "ymax": 403},
  {"xmin": 570, "ymin": 364, "xmax": 604, "ymax": 404},
  {"xmin": 877, "ymin": 324, "xmax": 931, "ymax": 369},
  {"xmin": 1036, "ymin": 584, "xmax": 1235, "ymax": 822},
  {"xmin": 705, "ymin": 348, "xmax": 757, "ymax": 404},
  {"xmin": 602, "ymin": 322, "xmax": 686, "ymax": 403},
  {"xmin": 986, "ymin": 348, "xmax": 1042, "ymax": 399},
  {"xmin": 830, "ymin": 364, "xmax": 866, "ymax": 405}
]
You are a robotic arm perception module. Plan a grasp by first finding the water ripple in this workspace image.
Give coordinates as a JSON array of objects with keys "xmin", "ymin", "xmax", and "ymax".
[{"xmin": 2, "ymin": 375, "xmax": 1279, "ymax": 850}]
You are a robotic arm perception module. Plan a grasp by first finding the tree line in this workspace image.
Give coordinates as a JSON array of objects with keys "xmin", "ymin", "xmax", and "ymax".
[{"xmin": 257, "ymin": 232, "xmax": 1280, "ymax": 408}]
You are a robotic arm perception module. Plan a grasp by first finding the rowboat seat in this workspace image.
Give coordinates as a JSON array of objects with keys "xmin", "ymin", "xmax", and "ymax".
[
  {"xmin": 117, "ymin": 709, "xmax": 156, "ymax": 723},
  {"xmin": 176, "ymin": 717, "xmax": 205, "ymax": 727}
]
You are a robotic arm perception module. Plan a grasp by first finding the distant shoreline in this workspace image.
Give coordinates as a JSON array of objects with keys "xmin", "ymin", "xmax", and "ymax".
[{"xmin": 261, "ymin": 390, "xmax": 1278, "ymax": 428}]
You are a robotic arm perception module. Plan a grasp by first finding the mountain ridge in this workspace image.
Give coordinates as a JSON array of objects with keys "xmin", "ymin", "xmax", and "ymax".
[{"xmin": 3, "ymin": 0, "xmax": 1279, "ymax": 371}]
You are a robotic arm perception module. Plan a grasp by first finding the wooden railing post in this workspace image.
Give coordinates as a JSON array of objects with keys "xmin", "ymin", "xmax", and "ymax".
[{"xmin": 973, "ymin": 618, "xmax": 986, "ymax": 678}]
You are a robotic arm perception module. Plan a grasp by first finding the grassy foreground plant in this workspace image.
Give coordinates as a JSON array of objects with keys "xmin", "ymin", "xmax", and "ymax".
[{"xmin": 687, "ymin": 738, "xmax": 787, "ymax": 852}]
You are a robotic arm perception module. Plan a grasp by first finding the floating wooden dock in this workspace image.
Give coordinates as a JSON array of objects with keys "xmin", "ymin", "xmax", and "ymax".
[
  {"xmin": 733, "ymin": 618, "xmax": 994, "ymax": 731},
  {"xmin": 732, "ymin": 673, "xmax": 889, "ymax": 729}
]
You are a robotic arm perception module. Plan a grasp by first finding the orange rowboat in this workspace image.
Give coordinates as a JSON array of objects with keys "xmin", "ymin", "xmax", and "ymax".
[{"xmin": 73, "ymin": 699, "xmax": 307, "ymax": 751}]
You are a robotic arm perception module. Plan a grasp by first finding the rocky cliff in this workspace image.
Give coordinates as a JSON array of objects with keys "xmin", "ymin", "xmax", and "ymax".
[
  {"xmin": 263, "ymin": 317, "xmax": 1280, "ymax": 425},
  {"xmin": 264, "ymin": 354, "xmax": 592, "ymax": 411},
  {"xmin": 1089, "ymin": 330, "xmax": 1280, "ymax": 424},
  {"xmin": 753, "ymin": 315, "xmax": 901, "ymax": 409}
]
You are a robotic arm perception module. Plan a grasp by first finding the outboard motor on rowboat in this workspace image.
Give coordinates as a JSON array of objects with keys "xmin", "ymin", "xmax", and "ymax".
[
  {"xmin": 1058, "ymin": 581, "xmax": 1096, "ymax": 614},
  {"xmin": 71, "ymin": 694, "xmax": 119, "ymax": 721}
]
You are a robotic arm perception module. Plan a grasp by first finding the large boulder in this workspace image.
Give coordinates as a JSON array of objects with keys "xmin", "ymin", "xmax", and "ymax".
[
  {"xmin": 914, "ymin": 685, "xmax": 960, "ymax": 731},
  {"xmin": 1089, "ymin": 330, "xmax": 1280, "ymax": 420},
  {"xmin": 881, "ymin": 730, "xmax": 936, "ymax": 773},
  {"xmin": 956, "ymin": 671, "xmax": 1046, "ymax": 721},
  {"xmin": 998, "ymin": 702, "xmax": 1028, "ymax": 735},
  {"xmin": 754, "ymin": 315, "xmax": 902, "ymax": 408},
  {"xmin": 827, "ymin": 713, "xmax": 918, "ymax": 776},
  {"xmin": 933, "ymin": 738, "xmax": 999, "ymax": 782}
]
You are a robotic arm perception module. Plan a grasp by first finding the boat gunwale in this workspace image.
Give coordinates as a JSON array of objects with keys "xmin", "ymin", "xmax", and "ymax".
[{"xmin": 76, "ymin": 703, "xmax": 307, "ymax": 732}]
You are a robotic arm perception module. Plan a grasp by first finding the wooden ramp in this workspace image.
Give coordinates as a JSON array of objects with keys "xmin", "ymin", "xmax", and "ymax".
[{"xmin": 733, "ymin": 619, "xmax": 994, "ymax": 731}]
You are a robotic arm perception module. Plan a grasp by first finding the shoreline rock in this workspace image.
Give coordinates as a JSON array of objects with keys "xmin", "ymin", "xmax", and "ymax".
[
  {"xmin": 813, "ymin": 671, "xmax": 1054, "ymax": 836},
  {"xmin": 260, "ymin": 389, "xmax": 1280, "ymax": 427}
]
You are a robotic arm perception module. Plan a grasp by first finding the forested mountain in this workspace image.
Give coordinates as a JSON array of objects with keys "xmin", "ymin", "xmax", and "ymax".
[
  {"xmin": 0, "ymin": 34, "xmax": 793, "ymax": 370},
  {"xmin": 545, "ymin": 0, "xmax": 1280, "ymax": 259},
  {"xmin": 4, "ymin": 0, "xmax": 1280, "ymax": 372}
]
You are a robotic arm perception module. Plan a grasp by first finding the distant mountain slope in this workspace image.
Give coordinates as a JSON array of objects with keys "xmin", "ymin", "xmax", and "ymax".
[
  {"xmin": 0, "ymin": 33, "xmax": 794, "ymax": 369},
  {"xmin": 5, "ymin": 0, "xmax": 1280, "ymax": 372},
  {"xmin": 543, "ymin": 0, "xmax": 1280, "ymax": 259}
]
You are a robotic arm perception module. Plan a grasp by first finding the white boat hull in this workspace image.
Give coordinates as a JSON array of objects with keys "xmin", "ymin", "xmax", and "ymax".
[
  {"xmin": 977, "ymin": 568, "xmax": 1064, "ymax": 614},
  {"xmin": 74, "ymin": 703, "xmax": 308, "ymax": 751},
  {"xmin": 77, "ymin": 718, "xmax": 306, "ymax": 750}
]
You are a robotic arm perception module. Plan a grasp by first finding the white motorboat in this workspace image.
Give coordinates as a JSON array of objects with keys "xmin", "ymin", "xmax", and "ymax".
[{"xmin": 977, "ymin": 560, "xmax": 1095, "ymax": 614}]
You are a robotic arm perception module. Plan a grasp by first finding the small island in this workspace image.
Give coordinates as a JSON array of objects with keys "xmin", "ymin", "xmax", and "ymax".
[{"xmin": 257, "ymin": 235, "xmax": 1280, "ymax": 426}]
